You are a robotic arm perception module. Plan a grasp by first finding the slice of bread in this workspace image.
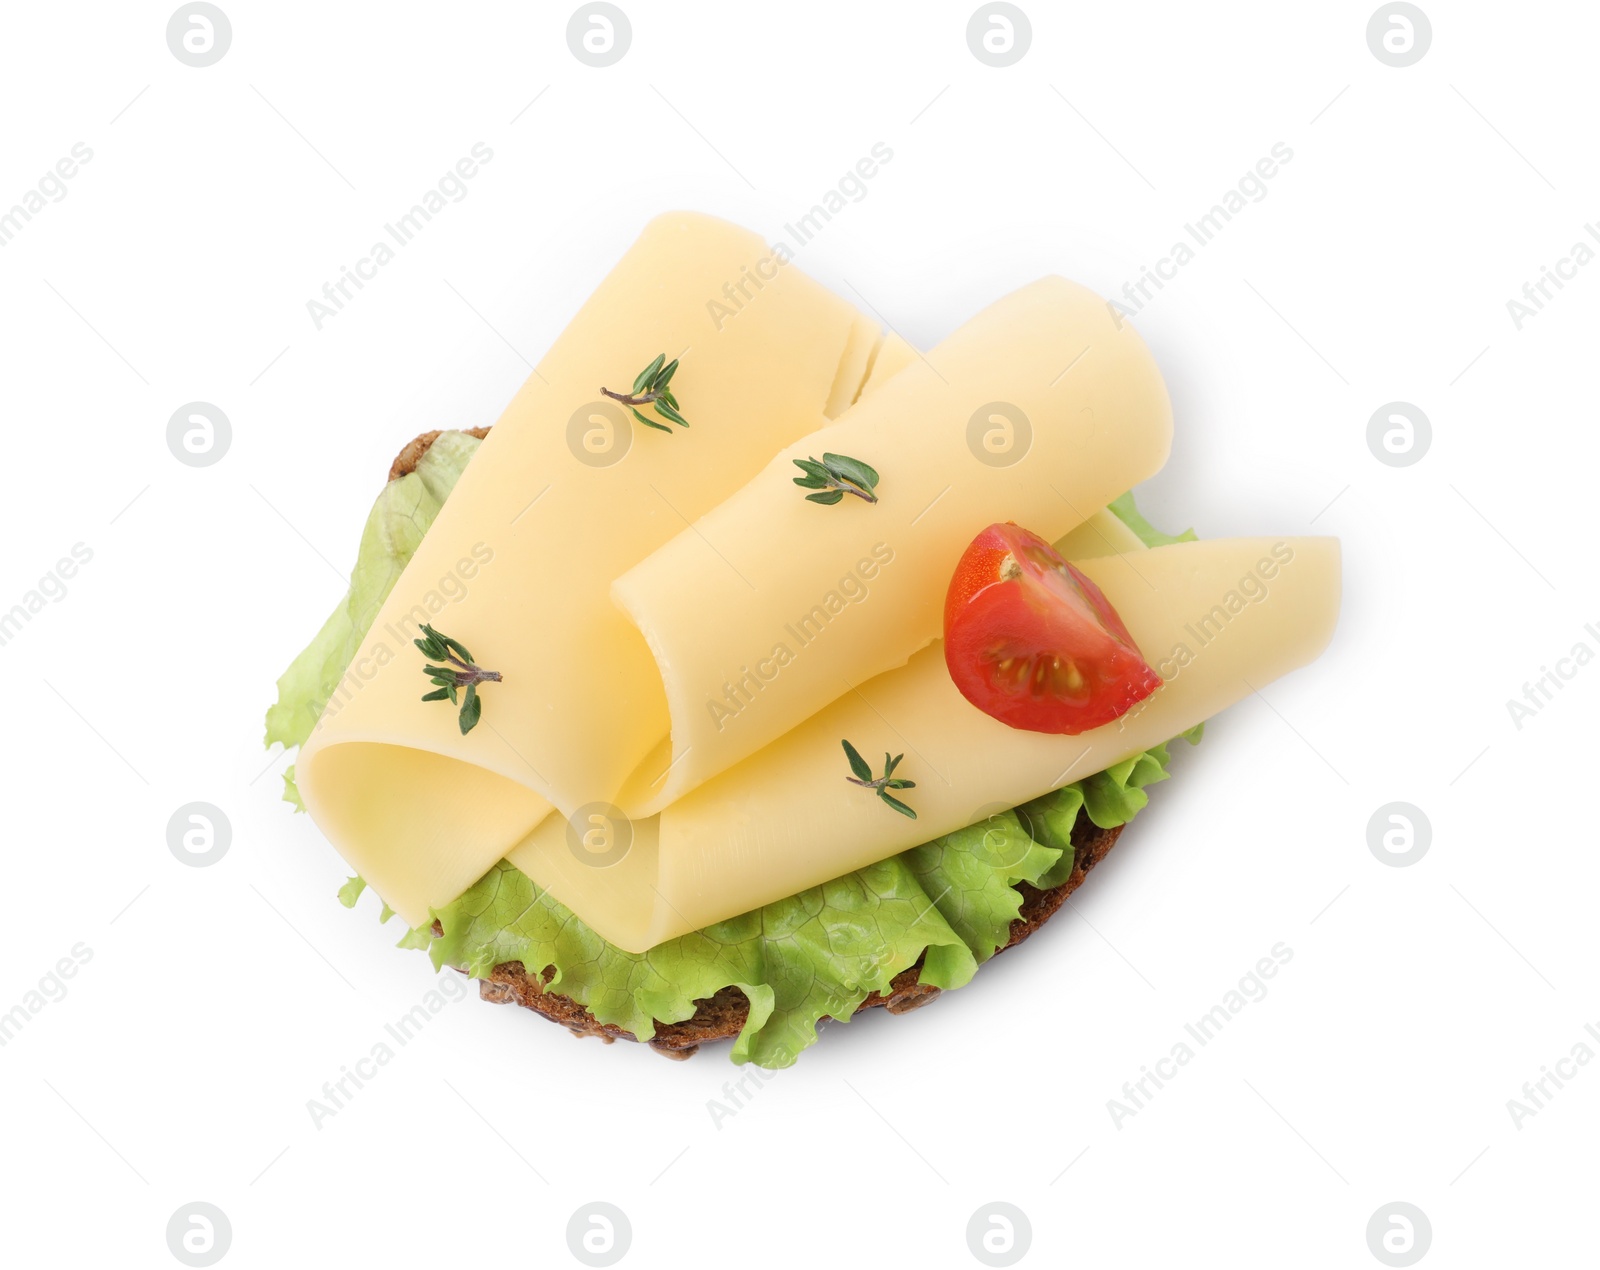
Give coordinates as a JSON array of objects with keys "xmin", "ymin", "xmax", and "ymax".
[{"xmin": 389, "ymin": 429, "xmax": 1130, "ymax": 1061}]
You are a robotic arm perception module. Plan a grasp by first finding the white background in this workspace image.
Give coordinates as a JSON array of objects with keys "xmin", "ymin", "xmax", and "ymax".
[{"xmin": 1, "ymin": 1, "xmax": 1594, "ymax": 1266}]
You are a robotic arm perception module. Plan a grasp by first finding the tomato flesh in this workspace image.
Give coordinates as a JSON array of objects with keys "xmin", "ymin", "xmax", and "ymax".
[{"xmin": 943, "ymin": 522, "xmax": 1161, "ymax": 734}]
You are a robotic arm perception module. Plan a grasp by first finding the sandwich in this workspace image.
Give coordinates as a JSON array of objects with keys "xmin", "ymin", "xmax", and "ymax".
[{"xmin": 264, "ymin": 213, "xmax": 1340, "ymax": 1069}]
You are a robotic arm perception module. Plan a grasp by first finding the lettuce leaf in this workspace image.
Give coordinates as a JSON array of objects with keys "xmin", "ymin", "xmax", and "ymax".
[
  {"xmin": 1107, "ymin": 490, "xmax": 1196, "ymax": 548},
  {"xmin": 336, "ymin": 875, "xmax": 367, "ymax": 908},
  {"xmin": 417, "ymin": 734, "xmax": 1189, "ymax": 1069},
  {"xmin": 427, "ymin": 853, "xmax": 983, "ymax": 1067},
  {"xmin": 904, "ymin": 812, "xmax": 1061, "ymax": 971},
  {"xmin": 267, "ymin": 440, "xmax": 1199, "ymax": 1067}
]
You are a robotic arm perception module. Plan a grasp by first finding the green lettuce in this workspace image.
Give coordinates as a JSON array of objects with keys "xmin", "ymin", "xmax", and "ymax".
[
  {"xmin": 266, "ymin": 448, "xmax": 1197, "ymax": 1067},
  {"xmin": 1107, "ymin": 490, "xmax": 1197, "ymax": 548},
  {"xmin": 420, "ymin": 744, "xmax": 1178, "ymax": 1069}
]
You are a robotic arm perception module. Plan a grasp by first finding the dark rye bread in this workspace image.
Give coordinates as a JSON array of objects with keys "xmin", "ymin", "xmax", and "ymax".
[{"xmin": 390, "ymin": 429, "xmax": 1128, "ymax": 1060}]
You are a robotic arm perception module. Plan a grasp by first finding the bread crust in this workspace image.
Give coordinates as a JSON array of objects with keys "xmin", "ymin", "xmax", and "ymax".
[
  {"xmin": 391, "ymin": 428, "xmax": 1130, "ymax": 1061},
  {"xmin": 388, "ymin": 426, "xmax": 491, "ymax": 481}
]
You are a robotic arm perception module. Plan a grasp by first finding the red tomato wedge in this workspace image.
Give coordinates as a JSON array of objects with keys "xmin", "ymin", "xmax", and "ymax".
[{"xmin": 943, "ymin": 522, "xmax": 1162, "ymax": 734}]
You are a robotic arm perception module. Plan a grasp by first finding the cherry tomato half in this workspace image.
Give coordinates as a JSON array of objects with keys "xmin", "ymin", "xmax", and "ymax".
[{"xmin": 943, "ymin": 522, "xmax": 1161, "ymax": 734}]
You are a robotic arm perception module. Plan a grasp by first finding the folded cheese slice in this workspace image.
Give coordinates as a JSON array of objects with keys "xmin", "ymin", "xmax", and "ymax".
[
  {"xmin": 612, "ymin": 277, "xmax": 1174, "ymax": 817},
  {"xmin": 296, "ymin": 213, "xmax": 882, "ymax": 927},
  {"xmin": 509, "ymin": 533, "xmax": 1340, "ymax": 951}
]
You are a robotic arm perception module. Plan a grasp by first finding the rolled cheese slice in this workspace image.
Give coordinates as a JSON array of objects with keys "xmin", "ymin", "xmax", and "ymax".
[
  {"xmin": 511, "ymin": 534, "xmax": 1340, "ymax": 951},
  {"xmin": 296, "ymin": 213, "xmax": 881, "ymax": 927},
  {"xmin": 612, "ymin": 276, "xmax": 1174, "ymax": 817}
]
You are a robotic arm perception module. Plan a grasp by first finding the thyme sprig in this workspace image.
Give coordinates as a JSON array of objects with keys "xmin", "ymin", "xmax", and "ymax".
[
  {"xmin": 601, "ymin": 353, "xmax": 689, "ymax": 433},
  {"xmin": 793, "ymin": 453, "xmax": 879, "ymax": 505},
  {"xmin": 842, "ymin": 739, "xmax": 917, "ymax": 818},
  {"xmin": 415, "ymin": 623, "xmax": 500, "ymax": 735}
]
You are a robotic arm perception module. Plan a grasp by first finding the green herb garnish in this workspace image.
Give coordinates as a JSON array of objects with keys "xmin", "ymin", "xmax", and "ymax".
[
  {"xmin": 415, "ymin": 623, "xmax": 501, "ymax": 735},
  {"xmin": 793, "ymin": 453, "xmax": 879, "ymax": 505},
  {"xmin": 842, "ymin": 739, "xmax": 917, "ymax": 818},
  {"xmin": 602, "ymin": 353, "xmax": 689, "ymax": 433}
]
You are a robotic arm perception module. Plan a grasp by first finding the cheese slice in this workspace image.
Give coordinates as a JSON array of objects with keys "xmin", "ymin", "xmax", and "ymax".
[
  {"xmin": 512, "ymin": 534, "xmax": 1339, "ymax": 951},
  {"xmin": 296, "ymin": 213, "xmax": 880, "ymax": 927},
  {"xmin": 1057, "ymin": 505, "xmax": 1146, "ymax": 558},
  {"xmin": 612, "ymin": 277, "xmax": 1174, "ymax": 817}
]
